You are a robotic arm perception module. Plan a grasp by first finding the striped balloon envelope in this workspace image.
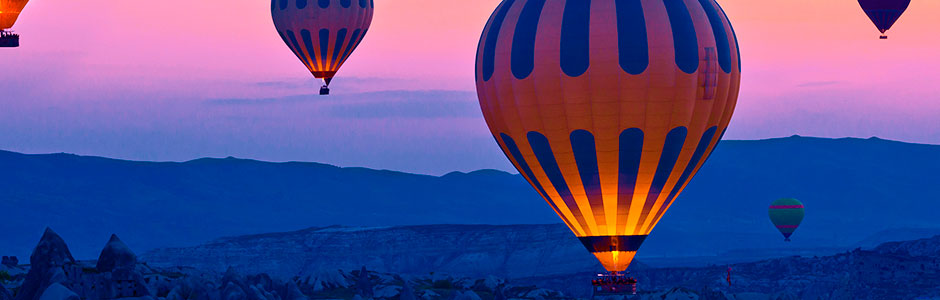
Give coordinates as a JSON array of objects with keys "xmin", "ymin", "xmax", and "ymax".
[
  {"xmin": 857, "ymin": 0, "xmax": 911, "ymax": 39},
  {"xmin": 271, "ymin": 0, "xmax": 373, "ymax": 92},
  {"xmin": 475, "ymin": 0, "xmax": 741, "ymax": 272},
  {"xmin": 768, "ymin": 198, "xmax": 804, "ymax": 242}
]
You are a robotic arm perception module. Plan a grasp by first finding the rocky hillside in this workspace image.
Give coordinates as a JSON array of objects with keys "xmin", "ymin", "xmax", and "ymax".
[
  {"xmin": 526, "ymin": 234, "xmax": 940, "ymax": 299},
  {"xmin": 140, "ymin": 225, "xmax": 610, "ymax": 280},
  {"xmin": 10, "ymin": 228, "xmax": 940, "ymax": 299},
  {"xmin": 0, "ymin": 228, "xmax": 573, "ymax": 300},
  {"xmin": 874, "ymin": 234, "xmax": 940, "ymax": 257}
]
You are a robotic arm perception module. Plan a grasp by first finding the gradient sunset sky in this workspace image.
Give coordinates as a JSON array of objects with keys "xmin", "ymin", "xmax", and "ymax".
[{"xmin": 1, "ymin": 0, "xmax": 938, "ymax": 174}]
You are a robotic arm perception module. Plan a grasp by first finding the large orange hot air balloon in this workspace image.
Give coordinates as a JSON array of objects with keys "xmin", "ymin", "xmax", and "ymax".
[
  {"xmin": 272, "ymin": 0, "xmax": 373, "ymax": 95},
  {"xmin": 1, "ymin": 0, "xmax": 31, "ymax": 48},
  {"xmin": 475, "ymin": 0, "xmax": 740, "ymax": 290}
]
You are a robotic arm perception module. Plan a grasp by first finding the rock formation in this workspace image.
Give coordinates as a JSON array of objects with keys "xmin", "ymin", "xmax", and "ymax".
[
  {"xmin": 37, "ymin": 283, "xmax": 79, "ymax": 300},
  {"xmin": 0, "ymin": 285, "xmax": 13, "ymax": 300},
  {"xmin": 15, "ymin": 228, "xmax": 75, "ymax": 300},
  {"xmin": 355, "ymin": 266, "xmax": 373, "ymax": 298},
  {"xmin": 399, "ymin": 281, "xmax": 416, "ymax": 300},
  {"xmin": 1, "ymin": 257, "xmax": 18, "ymax": 268},
  {"xmin": 96, "ymin": 235, "xmax": 137, "ymax": 273}
]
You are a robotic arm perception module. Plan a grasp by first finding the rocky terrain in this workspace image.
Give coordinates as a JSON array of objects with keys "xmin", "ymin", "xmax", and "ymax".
[
  {"xmin": 140, "ymin": 225, "xmax": 609, "ymax": 279},
  {"xmin": 8, "ymin": 228, "xmax": 940, "ymax": 299},
  {"xmin": 526, "ymin": 236, "xmax": 940, "ymax": 299},
  {"xmin": 1, "ymin": 228, "xmax": 575, "ymax": 300},
  {"xmin": 142, "ymin": 226, "xmax": 940, "ymax": 299}
]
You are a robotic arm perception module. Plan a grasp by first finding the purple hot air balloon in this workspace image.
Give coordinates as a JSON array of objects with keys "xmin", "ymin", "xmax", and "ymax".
[
  {"xmin": 271, "ymin": 0, "xmax": 374, "ymax": 95},
  {"xmin": 858, "ymin": 0, "xmax": 911, "ymax": 39}
]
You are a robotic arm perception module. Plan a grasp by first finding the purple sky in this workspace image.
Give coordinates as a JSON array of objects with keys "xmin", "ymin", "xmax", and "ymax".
[{"xmin": 1, "ymin": 0, "xmax": 939, "ymax": 175}]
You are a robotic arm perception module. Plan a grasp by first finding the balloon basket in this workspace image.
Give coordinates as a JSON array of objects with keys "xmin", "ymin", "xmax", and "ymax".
[
  {"xmin": 0, "ymin": 32, "xmax": 19, "ymax": 48},
  {"xmin": 592, "ymin": 272, "xmax": 637, "ymax": 297},
  {"xmin": 319, "ymin": 85, "xmax": 330, "ymax": 95},
  {"xmin": 880, "ymin": 35, "xmax": 888, "ymax": 40}
]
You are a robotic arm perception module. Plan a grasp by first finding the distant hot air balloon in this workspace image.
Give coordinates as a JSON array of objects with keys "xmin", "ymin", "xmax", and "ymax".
[
  {"xmin": 0, "ymin": 0, "xmax": 31, "ymax": 48},
  {"xmin": 475, "ymin": 0, "xmax": 741, "ymax": 293},
  {"xmin": 271, "ymin": 0, "xmax": 373, "ymax": 95},
  {"xmin": 768, "ymin": 198, "xmax": 804, "ymax": 242},
  {"xmin": 858, "ymin": 0, "xmax": 911, "ymax": 39}
]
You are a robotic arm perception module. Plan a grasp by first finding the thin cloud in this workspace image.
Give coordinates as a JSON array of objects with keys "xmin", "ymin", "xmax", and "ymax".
[
  {"xmin": 203, "ymin": 90, "xmax": 482, "ymax": 119},
  {"xmin": 205, "ymin": 94, "xmax": 320, "ymax": 105},
  {"xmin": 797, "ymin": 81, "xmax": 844, "ymax": 88},
  {"xmin": 325, "ymin": 90, "xmax": 480, "ymax": 119}
]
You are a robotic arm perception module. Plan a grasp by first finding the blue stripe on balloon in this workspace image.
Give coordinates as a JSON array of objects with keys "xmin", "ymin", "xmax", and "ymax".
[
  {"xmin": 617, "ymin": 128, "xmax": 644, "ymax": 226},
  {"xmin": 341, "ymin": 0, "xmax": 351, "ymax": 8},
  {"xmin": 481, "ymin": 0, "xmax": 517, "ymax": 81},
  {"xmin": 653, "ymin": 126, "xmax": 717, "ymax": 224},
  {"xmin": 615, "ymin": 0, "xmax": 649, "ymax": 75},
  {"xmin": 697, "ymin": 0, "xmax": 731, "ymax": 73},
  {"xmin": 319, "ymin": 0, "xmax": 330, "ymax": 8},
  {"xmin": 498, "ymin": 133, "xmax": 572, "ymax": 228},
  {"xmin": 636, "ymin": 126, "xmax": 687, "ymax": 230},
  {"xmin": 663, "ymin": 0, "xmax": 699, "ymax": 74},
  {"xmin": 319, "ymin": 29, "xmax": 330, "ymax": 69},
  {"xmin": 331, "ymin": 29, "xmax": 348, "ymax": 69},
  {"xmin": 570, "ymin": 130, "xmax": 605, "ymax": 225},
  {"xmin": 359, "ymin": 0, "xmax": 367, "ymax": 8},
  {"xmin": 290, "ymin": 30, "xmax": 312, "ymax": 68},
  {"xmin": 511, "ymin": 0, "xmax": 547, "ymax": 79},
  {"xmin": 271, "ymin": 0, "xmax": 275, "ymax": 11},
  {"xmin": 714, "ymin": 1, "xmax": 740, "ymax": 72},
  {"xmin": 339, "ymin": 29, "xmax": 362, "ymax": 64},
  {"xmin": 297, "ymin": 0, "xmax": 307, "ymax": 9},
  {"xmin": 279, "ymin": 31, "xmax": 305, "ymax": 66},
  {"xmin": 300, "ymin": 30, "xmax": 318, "ymax": 69},
  {"xmin": 560, "ymin": 0, "xmax": 591, "ymax": 77},
  {"xmin": 528, "ymin": 131, "xmax": 589, "ymax": 234},
  {"xmin": 279, "ymin": 0, "xmax": 288, "ymax": 10}
]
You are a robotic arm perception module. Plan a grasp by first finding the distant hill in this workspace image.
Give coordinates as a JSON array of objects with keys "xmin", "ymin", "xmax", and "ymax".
[
  {"xmin": 874, "ymin": 234, "xmax": 940, "ymax": 257},
  {"xmin": 3, "ymin": 136, "xmax": 940, "ymax": 262},
  {"xmin": 855, "ymin": 228, "xmax": 940, "ymax": 249}
]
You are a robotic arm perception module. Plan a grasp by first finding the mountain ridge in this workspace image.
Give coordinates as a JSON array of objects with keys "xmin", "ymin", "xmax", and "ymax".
[
  {"xmin": 4, "ymin": 134, "xmax": 937, "ymax": 173},
  {"xmin": 4, "ymin": 135, "xmax": 940, "ymax": 264}
]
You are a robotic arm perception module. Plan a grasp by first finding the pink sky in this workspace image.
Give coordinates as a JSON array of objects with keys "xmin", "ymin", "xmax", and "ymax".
[{"xmin": 1, "ymin": 0, "xmax": 939, "ymax": 174}]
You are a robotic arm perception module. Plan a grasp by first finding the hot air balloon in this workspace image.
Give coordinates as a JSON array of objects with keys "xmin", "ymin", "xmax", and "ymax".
[
  {"xmin": 271, "ymin": 0, "xmax": 373, "ymax": 95},
  {"xmin": 769, "ymin": 198, "xmax": 804, "ymax": 242},
  {"xmin": 858, "ymin": 0, "xmax": 911, "ymax": 39},
  {"xmin": 0, "ymin": 0, "xmax": 31, "ymax": 48},
  {"xmin": 475, "ymin": 0, "xmax": 741, "ymax": 294}
]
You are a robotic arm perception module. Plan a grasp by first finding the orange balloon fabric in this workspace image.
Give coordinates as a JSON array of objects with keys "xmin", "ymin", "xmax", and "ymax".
[
  {"xmin": 1, "ymin": 0, "xmax": 30, "ymax": 30},
  {"xmin": 475, "ymin": 0, "xmax": 741, "ymax": 272},
  {"xmin": 271, "ymin": 0, "xmax": 373, "ymax": 84}
]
